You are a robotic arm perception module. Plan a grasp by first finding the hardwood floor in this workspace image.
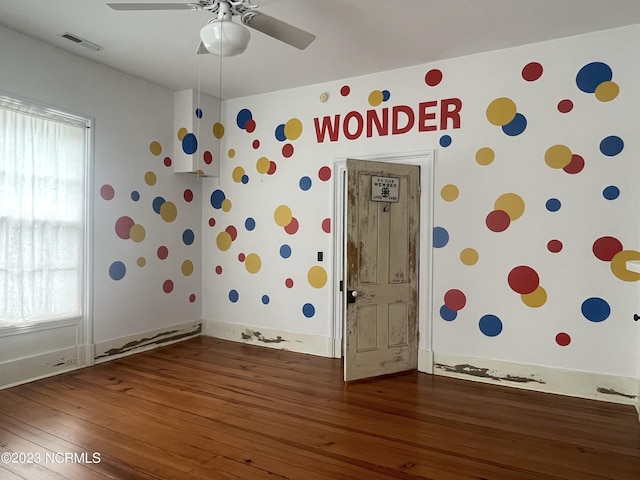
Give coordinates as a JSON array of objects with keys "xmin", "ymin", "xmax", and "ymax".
[{"xmin": 0, "ymin": 337, "xmax": 638, "ymax": 479}]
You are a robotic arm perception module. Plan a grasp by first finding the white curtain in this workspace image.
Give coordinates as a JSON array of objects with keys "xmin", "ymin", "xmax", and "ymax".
[{"xmin": 0, "ymin": 101, "xmax": 85, "ymax": 324}]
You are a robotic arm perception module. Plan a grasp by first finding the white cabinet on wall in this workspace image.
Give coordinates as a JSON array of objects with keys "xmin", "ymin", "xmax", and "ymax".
[{"xmin": 173, "ymin": 89, "xmax": 221, "ymax": 177}]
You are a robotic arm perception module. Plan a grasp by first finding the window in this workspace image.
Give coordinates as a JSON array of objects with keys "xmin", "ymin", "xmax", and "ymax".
[{"xmin": 0, "ymin": 95, "xmax": 89, "ymax": 326}]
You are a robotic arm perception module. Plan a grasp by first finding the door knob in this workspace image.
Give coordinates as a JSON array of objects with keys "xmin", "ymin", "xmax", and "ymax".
[{"xmin": 347, "ymin": 290, "xmax": 358, "ymax": 304}]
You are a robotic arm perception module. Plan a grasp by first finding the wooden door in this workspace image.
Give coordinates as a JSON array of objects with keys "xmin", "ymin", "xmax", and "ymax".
[{"xmin": 345, "ymin": 159, "xmax": 420, "ymax": 381}]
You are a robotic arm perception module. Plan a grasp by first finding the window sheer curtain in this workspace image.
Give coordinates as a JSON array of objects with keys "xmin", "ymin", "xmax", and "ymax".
[{"xmin": 0, "ymin": 101, "xmax": 86, "ymax": 325}]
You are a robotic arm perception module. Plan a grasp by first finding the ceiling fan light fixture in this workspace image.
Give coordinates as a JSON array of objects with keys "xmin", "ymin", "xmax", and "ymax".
[{"xmin": 200, "ymin": 19, "xmax": 250, "ymax": 57}]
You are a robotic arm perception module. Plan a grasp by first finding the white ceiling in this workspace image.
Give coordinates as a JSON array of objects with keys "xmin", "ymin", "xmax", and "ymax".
[{"xmin": 2, "ymin": 0, "xmax": 640, "ymax": 99}]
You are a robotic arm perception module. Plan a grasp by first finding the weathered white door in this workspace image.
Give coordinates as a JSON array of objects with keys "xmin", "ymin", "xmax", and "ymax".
[{"xmin": 345, "ymin": 159, "xmax": 420, "ymax": 381}]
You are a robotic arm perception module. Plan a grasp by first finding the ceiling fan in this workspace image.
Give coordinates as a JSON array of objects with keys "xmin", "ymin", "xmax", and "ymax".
[{"xmin": 107, "ymin": 0, "xmax": 316, "ymax": 56}]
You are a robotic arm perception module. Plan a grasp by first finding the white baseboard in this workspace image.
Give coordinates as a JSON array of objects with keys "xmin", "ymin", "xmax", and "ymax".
[
  {"xmin": 94, "ymin": 320, "xmax": 202, "ymax": 363},
  {"xmin": 0, "ymin": 346, "xmax": 83, "ymax": 389},
  {"xmin": 418, "ymin": 348, "xmax": 434, "ymax": 373},
  {"xmin": 433, "ymin": 352, "xmax": 638, "ymax": 406},
  {"xmin": 203, "ymin": 319, "xmax": 333, "ymax": 357}
]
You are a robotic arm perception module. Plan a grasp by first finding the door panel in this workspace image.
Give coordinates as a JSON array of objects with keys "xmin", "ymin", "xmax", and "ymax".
[{"xmin": 345, "ymin": 159, "xmax": 420, "ymax": 381}]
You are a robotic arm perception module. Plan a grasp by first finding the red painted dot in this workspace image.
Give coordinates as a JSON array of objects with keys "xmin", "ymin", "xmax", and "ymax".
[
  {"xmin": 522, "ymin": 62, "xmax": 543, "ymax": 81},
  {"xmin": 225, "ymin": 225, "xmax": 238, "ymax": 241},
  {"xmin": 563, "ymin": 154, "xmax": 584, "ymax": 174},
  {"xmin": 547, "ymin": 240, "xmax": 563, "ymax": 253},
  {"xmin": 592, "ymin": 236, "xmax": 623, "ymax": 262},
  {"xmin": 322, "ymin": 218, "xmax": 331, "ymax": 233},
  {"xmin": 508, "ymin": 265, "xmax": 540, "ymax": 295},
  {"xmin": 425, "ymin": 69, "xmax": 443, "ymax": 87},
  {"xmin": 245, "ymin": 119, "xmax": 256, "ymax": 133},
  {"xmin": 163, "ymin": 157, "xmax": 172, "ymax": 167},
  {"xmin": 340, "ymin": 85, "xmax": 351, "ymax": 96},
  {"xmin": 557, "ymin": 99, "xmax": 573, "ymax": 113},
  {"xmin": 203, "ymin": 151, "xmax": 213, "ymax": 165},
  {"xmin": 189, "ymin": 294, "xmax": 196, "ymax": 303},
  {"xmin": 208, "ymin": 217, "xmax": 216, "ymax": 227},
  {"xmin": 318, "ymin": 166, "xmax": 332, "ymax": 181},
  {"xmin": 183, "ymin": 189, "xmax": 194, "ymax": 202},
  {"xmin": 284, "ymin": 217, "xmax": 299, "ymax": 235},
  {"xmin": 238, "ymin": 253, "xmax": 246, "ymax": 262},
  {"xmin": 115, "ymin": 216, "xmax": 135, "ymax": 239},
  {"xmin": 252, "ymin": 139, "xmax": 260, "ymax": 149},
  {"xmin": 215, "ymin": 265, "xmax": 223, "ymax": 274},
  {"xmin": 157, "ymin": 245, "xmax": 169, "ymax": 260},
  {"xmin": 555, "ymin": 332, "xmax": 571, "ymax": 347},
  {"xmin": 485, "ymin": 210, "xmax": 511, "ymax": 232},
  {"xmin": 444, "ymin": 289, "xmax": 466, "ymax": 311},
  {"xmin": 162, "ymin": 279, "xmax": 174, "ymax": 294},
  {"xmin": 282, "ymin": 143, "xmax": 294, "ymax": 158},
  {"xmin": 100, "ymin": 184, "xmax": 115, "ymax": 201},
  {"xmin": 267, "ymin": 161, "xmax": 277, "ymax": 175},
  {"xmin": 285, "ymin": 278, "xmax": 294, "ymax": 288}
]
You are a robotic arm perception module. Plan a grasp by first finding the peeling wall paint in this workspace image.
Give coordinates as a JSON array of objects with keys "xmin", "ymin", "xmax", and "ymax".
[
  {"xmin": 241, "ymin": 329, "xmax": 288, "ymax": 344},
  {"xmin": 435, "ymin": 363, "xmax": 546, "ymax": 384},
  {"xmin": 596, "ymin": 387, "xmax": 637, "ymax": 400}
]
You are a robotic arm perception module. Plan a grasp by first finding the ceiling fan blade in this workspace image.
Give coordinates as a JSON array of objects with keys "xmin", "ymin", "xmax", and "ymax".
[
  {"xmin": 196, "ymin": 41, "xmax": 210, "ymax": 54},
  {"xmin": 242, "ymin": 11, "xmax": 315, "ymax": 50},
  {"xmin": 107, "ymin": 3, "xmax": 197, "ymax": 10}
]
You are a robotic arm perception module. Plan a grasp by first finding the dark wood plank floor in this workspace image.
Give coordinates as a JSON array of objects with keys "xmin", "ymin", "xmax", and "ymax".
[{"xmin": 1, "ymin": 337, "xmax": 639, "ymax": 479}]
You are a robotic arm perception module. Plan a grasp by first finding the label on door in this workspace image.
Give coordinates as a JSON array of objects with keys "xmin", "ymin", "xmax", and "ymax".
[{"xmin": 371, "ymin": 176, "xmax": 400, "ymax": 202}]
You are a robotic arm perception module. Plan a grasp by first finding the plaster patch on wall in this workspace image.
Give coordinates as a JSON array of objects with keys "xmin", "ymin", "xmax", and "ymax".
[
  {"xmin": 596, "ymin": 387, "xmax": 637, "ymax": 400},
  {"xmin": 435, "ymin": 363, "xmax": 546, "ymax": 384},
  {"xmin": 241, "ymin": 329, "xmax": 288, "ymax": 344}
]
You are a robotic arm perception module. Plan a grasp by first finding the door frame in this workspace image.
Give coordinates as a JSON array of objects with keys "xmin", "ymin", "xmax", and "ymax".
[{"xmin": 331, "ymin": 150, "xmax": 435, "ymax": 374}]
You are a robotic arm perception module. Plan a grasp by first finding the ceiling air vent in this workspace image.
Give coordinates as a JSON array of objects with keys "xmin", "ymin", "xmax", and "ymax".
[{"xmin": 61, "ymin": 33, "xmax": 103, "ymax": 51}]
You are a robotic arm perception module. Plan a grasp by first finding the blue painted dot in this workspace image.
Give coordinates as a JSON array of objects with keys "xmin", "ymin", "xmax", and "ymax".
[
  {"xmin": 261, "ymin": 295, "xmax": 270, "ymax": 305},
  {"xmin": 382, "ymin": 90, "xmax": 391, "ymax": 101},
  {"xmin": 546, "ymin": 198, "xmax": 561, "ymax": 212},
  {"xmin": 302, "ymin": 303, "xmax": 316, "ymax": 318},
  {"xmin": 245, "ymin": 217, "xmax": 256, "ymax": 231},
  {"xmin": 109, "ymin": 261, "xmax": 126, "ymax": 281},
  {"xmin": 195, "ymin": 108, "xmax": 203, "ymax": 119},
  {"xmin": 433, "ymin": 226, "xmax": 450, "ymax": 248},
  {"xmin": 603, "ymin": 185, "xmax": 620, "ymax": 200},
  {"xmin": 479, "ymin": 314, "xmax": 503, "ymax": 337},
  {"xmin": 210, "ymin": 189, "xmax": 225, "ymax": 209},
  {"xmin": 299, "ymin": 176, "xmax": 312, "ymax": 191},
  {"xmin": 241, "ymin": 175, "xmax": 249, "ymax": 184},
  {"xmin": 182, "ymin": 229, "xmax": 195, "ymax": 246},
  {"xmin": 439, "ymin": 135, "xmax": 452, "ymax": 147},
  {"xmin": 581, "ymin": 297, "xmax": 610, "ymax": 322},
  {"xmin": 576, "ymin": 62, "xmax": 613, "ymax": 94},
  {"xmin": 502, "ymin": 113, "xmax": 527, "ymax": 136},
  {"xmin": 599, "ymin": 136, "xmax": 624, "ymax": 157},
  {"xmin": 152, "ymin": 196, "xmax": 166, "ymax": 214},
  {"xmin": 182, "ymin": 133, "xmax": 198, "ymax": 155},
  {"xmin": 236, "ymin": 108, "xmax": 252, "ymax": 129},
  {"xmin": 275, "ymin": 124, "xmax": 286, "ymax": 142},
  {"xmin": 440, "ymin": 305, "xmax": 457, "ymax": 322},
  {"xmin": 229, "ymin": 289, "xmax": 239, "ymax": 303},
  {"xmin": 280, "ymin": 244, "xmax": 292, "ymax": 259},
  {"xmin": 131, "ymin": 191, "xmax": 140, "ymax": 202}
]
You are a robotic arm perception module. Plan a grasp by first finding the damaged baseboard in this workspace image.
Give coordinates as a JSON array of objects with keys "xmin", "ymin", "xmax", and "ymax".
[
  {"xmin": 434, "ymin": 352, "xmax": 638, "ymax": 406},
  {"xmin": 203, "ymin": 319, "xmax": 333, "ymax": 357}
]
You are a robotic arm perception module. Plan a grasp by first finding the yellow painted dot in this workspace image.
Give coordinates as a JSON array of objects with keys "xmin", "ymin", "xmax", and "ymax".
[
  {"xmin": 160, "ymin": 201, "xmax": 178, "ymax": 222},
  {"xmin": 441, "ymin": 184, "xmax": 459, "ymax": 202},
  {"xmin": 284, "ymin": 118, "xmax": 303, "ymax": 141},
  {"xmin": 213, "ymin": 122, "xmax": 225, "ymax": 139},
  {"xmin": 521, "ymin": 286, "xmax": 547, "ymax": 308},
  {"xmin": 595, "ymin": 81, "xmax": 619, "ymax": 102},
  {"xmin": 228, "ymin": 149, "xmax": 236, "ymax": 158},
  {"xmin": 182, "ymin": 259, "xmax": 194, "ymax": 276},
  {"xmin": 232, "ymin": 167, "xmax": 246, "ymax": 183},
  {"xmin": 144, "ymin": 171, "xmax": 157, "ymax": 186},
  {"xmin": 544, "ymin": 144, "xmax": 573, "ymax": 169},
  {"xmin": 130, "ymin": 224, "xmax": 146, "ymax": 243},
  {"xmin": 177, "ymin": 128, "xmax": 188, "ymax": 141},
  {"xmin": 245, "ymin": 253, "xmax": 262, "ymax": 274},
  {"xmin": 221, "ymin": 199, "xmax": 232, "ymax": 212},
  {"xmin": 610, "ymin": 250, "xmax": 640, "ymax": 281},
  {"xmin": 475, "ymin": 147, "xmax": 495, "ymax": 166},
  {"xmin": 308, "ymin": 266, "xmax": 328, "ymax": 288},
  {"xmin": 149, "ymin": 141, "xmax": 162, "ymax": 156},
  {"xmin": 274, "ymin": 205, "xmax": 293, "ymax": 227},
  {"xmin": 494, "ymin": 193, "xmax": 525, "ymax": 221},
  {"xmin": 368, "ymin": 90, "xmax": 384, "ymax": 107},
  {"xmin": 256, "ymin": 156, "xmax": 270, "ymax": 174},
  {"xmin": 216, "ymin": 231, "xmax": 232, "ymax": 251},
  {"xmin": 460, "ymin": 248, "xmax": 479, "ymax": 266},
  {"xmin": 137, "ymin": 257, "xmax": 146, "ymax": 267},
  {"xmin": 486, "ymin": 97, "xmax": 517, "ymax": 126}
]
